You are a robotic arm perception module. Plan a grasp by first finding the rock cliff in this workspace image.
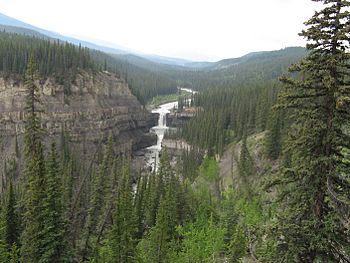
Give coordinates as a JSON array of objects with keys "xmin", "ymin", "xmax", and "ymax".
[{"xmin": 0, "ymin": 71, "xmax": 157, "ymax": 161}]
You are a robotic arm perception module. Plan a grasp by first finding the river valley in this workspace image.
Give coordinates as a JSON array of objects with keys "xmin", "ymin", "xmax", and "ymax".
[
  {"xmin": 145, "ymin": 101, "xmax": 178, "ymax": 172},
  {"xmin": 143, "ymin": 88, "xmax": 196, "ymax": 172}
]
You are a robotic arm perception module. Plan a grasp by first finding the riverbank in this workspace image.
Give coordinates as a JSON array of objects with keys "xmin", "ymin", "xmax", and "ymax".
[
  {"xmin": 132, "ymin": 87, "xmax": 197, "ymax": 174},
  {"xmin": 146, "ymin": 89, "xmax": 192, "ymax": 111}
]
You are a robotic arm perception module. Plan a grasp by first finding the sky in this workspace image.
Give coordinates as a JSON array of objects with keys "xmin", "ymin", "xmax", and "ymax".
[{"xmin": 0, "ymin": 0, "xmax": 320, "ymax": 61}]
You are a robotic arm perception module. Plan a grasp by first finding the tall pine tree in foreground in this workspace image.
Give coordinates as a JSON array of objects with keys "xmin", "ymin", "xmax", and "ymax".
[
  {"xmin": 275, "ymin": 0, "xmax": 350, "ymax": 262},
  {"xmin": 20, "ymin": 55, "xmax": 48, "ymax": 263},
  {"xmin": 41, "ymin": 143, "xmax": 68, "ymax": 262}
]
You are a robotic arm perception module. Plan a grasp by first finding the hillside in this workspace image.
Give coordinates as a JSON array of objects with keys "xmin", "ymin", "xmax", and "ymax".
[
  {"xmin": 170, "ymin": 47, "xmax": 307, "ymax": 91},
  {"xmin": 0, "ymin": 24, "xmax": 48, "ymax": 38},
  {"xmin": 0, "ymin": 32, "xmax": 157, "ymax": 168},
  {"xmin": 0, "ymin": 1, "xmax": 349, "ymax": 262},
  {"xmin": 0, "ymin": 14, "xmax": 309, "ymax": 104},
  {"xmin": 0, "ymin": 12, "xmax": 127, "ymax": 55},
  {"xmin": 0, "ymin": 12, "xmax": 192, "ymax": 66}
]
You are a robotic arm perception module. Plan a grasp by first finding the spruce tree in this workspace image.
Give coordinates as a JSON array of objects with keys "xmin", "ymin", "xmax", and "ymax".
[
  {"xmin": 275, "ymin": 1, "xmax": 350, "ymax": 261},
  {"xmin": 82, "ymin": 146, "xmax": 111, "ymax": 259},
  {"xmin": 136, "ymin": 197, "xmax": 171, "ymax": 263},
  {"xmin": 20, "ymin": 54, "xmax": 48, "ymax": 263},
  {"xmin": 238, "ymin": 134, "xmax": 254, "ymax": 185},
  {"xmin": 41, "ymin": 143, "xmax": 68, "ymax": 262},
  {"xmin": 109, "ymin": 162, "xmax": 136, "ymax": 263},
  {"xmin": 134, "ymin": 174, "xmax": 149, "ymax": 240},
  {"xmin": 264, "ymin": 110, "xmax": 282, "ymax": 160},
  {"xmin": 4, "ymin": 181, "xmax": 20, "ymax": 251}
]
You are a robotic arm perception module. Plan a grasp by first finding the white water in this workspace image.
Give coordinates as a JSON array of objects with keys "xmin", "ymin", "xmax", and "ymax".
[
  {"xmin": 145, "ymin": 101, "xmax": 178, "ymax": 172},
  {"xmin": 179, "ymin": 87, "xmax": 198, "ymax": 94},
  {"xmin": 145, "ymin": 88, "xmax": 196, "ymax": 172}
]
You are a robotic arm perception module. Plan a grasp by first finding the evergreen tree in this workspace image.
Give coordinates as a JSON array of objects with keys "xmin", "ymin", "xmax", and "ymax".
[
  {"xmin": 20, "ymin": 55, "xmax": 48, "ymax": 263},
  {"xmin": 82, "ymin": 145, "xmax": 112, "ymax": 259},
  {"xmin": 137, "ymin": 196, "xmax": 172, "ymax": 263},
  {"xmin": 23, "ymin": 54, "xmax": 42, "ymax": 155},
  {"xmin": 4, "ymin": 181, "xmax": 20, "ymax": 251},
  {"xmin": 8, "ymin": 243, "xmax": 20, "ymax": 263},
  {"xmin": 109, "ymin": 162, "xmax": 136, "ymax": 263},
  {"xmin": 134, "ymin": 174, "xmax": 149, "ymax": 240},
  {"xmin": 275, "ymin": 1, "xmax": 350, "ymax": 261},
  {"xmin": 264, "ymin": 110, "xmax": 282, "ymax": 160},
  {"xmin": 238, "ymin": 134, "xmax": 254, "ymax": 185},
  {"xmin": 221, "ymin": 189, "xmax": 248, "ymax": 263},
  {"xmin": 0, "ymin": 231, "xmax": 7, "ymax": 263},
  {"xmin": 41, "ymin": 143, "xmax": 68, "ymax": 262}
]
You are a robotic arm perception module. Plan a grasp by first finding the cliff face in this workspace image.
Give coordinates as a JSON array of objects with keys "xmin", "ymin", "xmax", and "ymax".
[{"xmin": 0, "ymin": 71, "xmax": 156, "ymax": 160}]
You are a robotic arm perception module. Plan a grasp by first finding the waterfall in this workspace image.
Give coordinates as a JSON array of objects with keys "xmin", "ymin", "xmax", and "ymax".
[
  {"xmin": 145, "ymin": 88, "xmax": 196, "ymax": 172},
  {"xmin": 146, "ymin": 101, "xmax": 178, "ymax": 172}
]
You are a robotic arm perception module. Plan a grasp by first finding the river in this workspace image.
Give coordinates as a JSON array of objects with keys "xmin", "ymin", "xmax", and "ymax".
[
  {"xmin": 144, "ymin": 88, "xmax": 196, "ymax": 172},
  {"xmin": 145, "ymin": 101, "xmax": 178, "ymax": 172}
]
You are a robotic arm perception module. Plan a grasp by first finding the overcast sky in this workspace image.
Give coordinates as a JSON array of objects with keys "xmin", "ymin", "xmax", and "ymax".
[{"xmin": 0, "ymin": 0, "xmax": 320, "ymax": 61}]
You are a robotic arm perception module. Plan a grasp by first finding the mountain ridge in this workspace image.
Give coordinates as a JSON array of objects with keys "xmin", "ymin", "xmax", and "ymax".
[
  {"xmin": 0, "ymin": 12, "xmax": 128, "ymax": 55},
  {"xmin": 0, "ymin": 12, "xmax": 307, "ymax": 69},
  {"xmin": 0, "ymin": 12, "xmax": 197, "ymax": 66}
]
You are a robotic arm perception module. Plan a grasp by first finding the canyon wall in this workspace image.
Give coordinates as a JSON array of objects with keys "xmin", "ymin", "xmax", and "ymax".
[{"xmin": 0, "ymin": 71, "xmax": 157, "ymax": 162}]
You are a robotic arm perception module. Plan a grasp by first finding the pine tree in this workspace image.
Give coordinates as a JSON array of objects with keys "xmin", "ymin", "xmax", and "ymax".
[
  {"xmin": 23, "ymin": 54, "xmax": 42, "ymax": 156},
  {"xmin": 8, "ymin": 243, "xmax": 20, "ymax": 263},
  {"xmin": 0, "ymin": 232, "xmax": 7, "ymax": 263},
  {"xmin": 221, "ymin": 189, "xmax": 247, "ymax": 263},
  {"xmin": 136, "ymin": 151, "xmax": 181, "ymax": 263},
  {"xmin": 134, "ymin": 174, "xmax": 149, "ymax": 240},
  {"xmin": 4, "ymin": 181, "xmax": 20, "ymax": 251},
  {"xmin": 275, "ymin": 1, "xmax": 350, "ymax": 261},
  {"xmin": 20, "ymin": 54, "xmax": 48, "ymax": 263},
  {"xmin": 238, "ymin": 134, "xmax": 254, "ymax": 183},
  {"xmin": 82, "ymin": 146, "xmax": 111, "ymax": 259},
  {"xmin": 145, "ymin": 151, "xmax": 168, "ymax": 229},
  {"xmin": 41, "ymin": 143, "xmax": 68, "ymax": 262},
  {"xmin": 109, "ymin": 162, "xmax": 136, "ymax": 263},
  {"xmin": 0, "ymin": 180, "xmax": 20, "ymax": 263},
  {"xmin": 264, "ymin": 110, "xmax": 282, "ymax": 159},
  {"xmin": 136, "ymin": 196, "xmax": 172, "ymax": 263}
]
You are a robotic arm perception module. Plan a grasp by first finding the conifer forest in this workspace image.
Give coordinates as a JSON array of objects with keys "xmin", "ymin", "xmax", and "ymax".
[{"xmin": 0, "ymin": 0, "xmax": 350, "ymax": 262}]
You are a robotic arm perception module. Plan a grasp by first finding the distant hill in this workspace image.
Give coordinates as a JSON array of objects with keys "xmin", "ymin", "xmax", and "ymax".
[
  {"xmin": 0, "ymin": 24, "xmax": 48, "ymax": 38},
  {"xmin": 143, "ymin": 54, "xmax": 192, "ymax": 66},
  {"xmin": 0, "ymin": 12, "xmax": 197, "ymax": 66},
  {"xmin": 183, "ymin": 61, "xmax": 213, "ymax": 68},
  {"xmin": 0, "ymin": 12, "xmax": 309, "ymax": 101},
  {"xmin": 209, "ymin": 47, "xmax": 306, "ymax": 70},
  {"xmin": 0, "ymin": 12, "xmax": 307, "ymax": 73},
  {"xmin": 0, "ymin": 12, "xmax": 127, "ymax": 55},
  {"xmin": 109, "ymin": 47, "xmax": 308, "ymax": 93},
  {"xmin": 169, "ymin": 47, "xmax": 308, "ymax": 91}
]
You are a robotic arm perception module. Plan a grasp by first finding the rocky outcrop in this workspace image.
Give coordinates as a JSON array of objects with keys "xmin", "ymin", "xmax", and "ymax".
[
  {"xmin": 166, "ymin": 112, "xmax": 194, "ymax": 128},
  {"xmin": 0, "ymin": 71, "xmax": 156, "ymax": 160}
]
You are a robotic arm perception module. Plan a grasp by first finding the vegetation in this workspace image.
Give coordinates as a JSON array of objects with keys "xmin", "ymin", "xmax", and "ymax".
[
  {"xmin": 179, "ymin": 81, "xmax": 279, "ymax": 156},
  {"xmin": 0, "ymin": 32, "xmax": 95, "ymax": 82},
  {"xmin": 0, "ymin": 31, "xmax": 177, "ymax": 104},
  {"xmin": 273, "ymin": 0, "xmax": 350, "ymax": 261},
  {"xmin": 146, "ymin": 89, "xmax": 192, "ymax": 110},
  {"xmin": 0, "ymin": 1, "xmax": 349, "ymax": 262}
]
